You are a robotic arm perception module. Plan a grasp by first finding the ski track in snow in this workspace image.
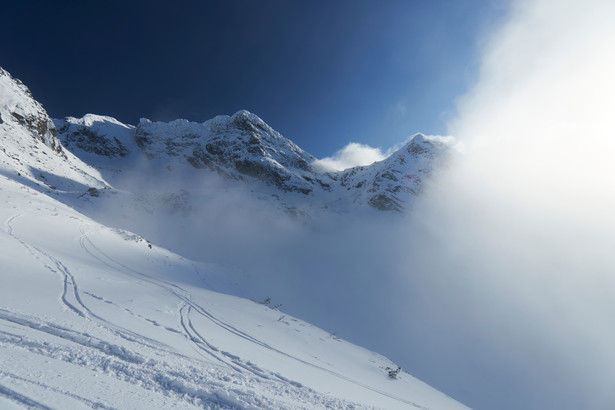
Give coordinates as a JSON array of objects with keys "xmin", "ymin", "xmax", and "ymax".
[
  {"xmin": 0, "ymin": 308, "xmax": 361, "ymax": 410},
  {"xmin": 0, "ymin": 382, "xmax": 53, "ymax": 410},
  {"xmin": 78, "ymin": 223, "xmax": 428, "ymax": 409},
  {"xmin": 0, "ymin": 216, "xmax": 370, "ymax": 409},
  {"xmin": 2, "ymin": 212, "xmax": 436, "ymax": 409},
  {"xmin": 5, "ymin": 214, "xmax": 168, "ymax": 351},
  {"xmin": 5, "ymin": 213, "xmax": 86, "ymax": 318},
  {"xmin": 0, "ymin": 369, "xmax": 117, "ymax": 410}
]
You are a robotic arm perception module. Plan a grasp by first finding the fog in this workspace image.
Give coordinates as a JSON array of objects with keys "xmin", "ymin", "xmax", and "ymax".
[{"xmin": 389, "ymin": 0, "xmax": 615, "ymax": 408}]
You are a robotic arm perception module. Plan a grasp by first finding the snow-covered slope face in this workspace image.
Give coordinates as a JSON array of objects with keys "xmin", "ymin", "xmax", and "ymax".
[{"xmin": 0, "ymin": 68, "xmax": 106, "ymax": 194}]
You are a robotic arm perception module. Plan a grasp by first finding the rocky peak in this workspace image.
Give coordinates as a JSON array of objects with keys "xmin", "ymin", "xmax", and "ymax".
[
  {"xmin": 135, "ymin": 110, "xmax": 317, "ymax": 194},
  {"xmin": 54, "ymin": 114, "xmax": 136, "ymax": 158},
  {"xmin": 338, "ymin": 134, "xmax": 453, "ymax": 212}
]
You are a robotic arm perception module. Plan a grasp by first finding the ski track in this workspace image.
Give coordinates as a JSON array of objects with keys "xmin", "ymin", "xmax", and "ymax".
[
  {"xmin": 1, "ymin": 218, "xmax": 368, "ymax": 408},
  {"xmin": 79, "ymin": 223, "xmax": 427, "ymax": 409},
  {"xmin": 4, "ymin": 214, "xmax": 169, "ymax": 352},
  {"xmin": 5, "ymin": 214, "xmax": 87, "ymax": 318},
  {"xmin": 0, "ymin": 312, "xmax": 355, "ymax": 410},
  {"xmin": 0, "ymin": 309, "xmax": 145, "ymax": 365},
  {"xmin": 2, "ymin": 214, "xmax": 424, "ymax": 408},
  {"xmin": 0, "ymin": 370, "xmax": 118, "ymax": 410},
  {"xmin": 0, "ymin": 382, "xmax": 53, "ymax": 410}
]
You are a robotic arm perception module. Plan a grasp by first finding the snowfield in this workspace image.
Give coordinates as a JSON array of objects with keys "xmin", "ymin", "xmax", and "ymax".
[{"xmin": 0, "ymin": 176, "xmax": 466, "ymax": 409}]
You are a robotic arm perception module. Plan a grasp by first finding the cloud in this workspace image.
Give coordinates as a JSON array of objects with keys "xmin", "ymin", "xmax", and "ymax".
[
  {"xmin": 391, "ymin": 100, "xmax": 407, "ymax": 118},
  {"xmin": 312, "ymin": 142, "xmax": 388, "ymax": 171},
  {"xmin": 393, "ymin": 0, "xmax": 615, "ymax": 409}
]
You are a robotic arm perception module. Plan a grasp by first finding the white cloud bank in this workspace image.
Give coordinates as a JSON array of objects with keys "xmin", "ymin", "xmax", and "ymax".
[
  {"xmin": 312, "ymin": 133, "xmax": 454, "ymax": 172},
  {"xmin": 395, "ymin": 0, "xmax": 615, "ymax": 409},
  {"xmin": 312, "ymin": 142, "xmax": 388, "ymax": 171}
]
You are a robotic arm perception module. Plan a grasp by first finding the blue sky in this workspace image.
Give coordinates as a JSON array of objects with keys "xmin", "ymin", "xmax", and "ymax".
[{"xmin": 2, "ymin": 0, "xmax": 506, "ymax": 158}]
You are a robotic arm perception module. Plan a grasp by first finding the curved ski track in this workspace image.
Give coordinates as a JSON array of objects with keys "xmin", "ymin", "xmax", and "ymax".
[
  {"xmin": 78, "ymin": 223, "xmax": 427, "ymax": 409},
  {"xmin": 4, "ymin": 215, "xmax": 165, "ymax": 351},
  {"xmin": 1, "ymin": 214, "xmax": 425, "ymax": 409}
]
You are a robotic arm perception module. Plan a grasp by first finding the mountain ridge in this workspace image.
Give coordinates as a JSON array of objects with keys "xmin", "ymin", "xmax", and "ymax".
[
  {"xmin": 2, "ymin": 64, "xmax": 452, "ymax": 216},
  {"xmin": 53, "ymin": 109, "xmax": 452, "ymax": 215}
]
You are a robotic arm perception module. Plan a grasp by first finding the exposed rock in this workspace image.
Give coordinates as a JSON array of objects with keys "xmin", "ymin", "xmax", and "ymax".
[
  {"xmin": 54, "ymin": 114, "xmax": 135, "ymax": 158},
  {"xmin": 0, "ymin": 67, "xmax": 65, "ymax": 157}
]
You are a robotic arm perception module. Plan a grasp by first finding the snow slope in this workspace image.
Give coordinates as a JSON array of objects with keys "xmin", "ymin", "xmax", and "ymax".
[{"xmin": 0, "ymin": 172, "xmax": 466, "ymax": 409}]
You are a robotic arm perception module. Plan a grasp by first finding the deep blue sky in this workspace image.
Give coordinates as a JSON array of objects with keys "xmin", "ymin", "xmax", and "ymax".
[{"xmin": 2, "ymin": 0, "xmax": 506, "ymax": 157}]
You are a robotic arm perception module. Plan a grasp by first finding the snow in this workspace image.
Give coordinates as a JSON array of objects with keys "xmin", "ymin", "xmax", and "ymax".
[{"xmin": 0, "ymin": 175, "xmax": 466, "ymax": 409}]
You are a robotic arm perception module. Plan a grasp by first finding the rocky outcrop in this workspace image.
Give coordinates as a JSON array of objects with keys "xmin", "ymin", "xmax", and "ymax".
[
  {"xmin": 0, "ymin": 68, "xmax": 108, "ymax": 192},
  {"xmin": 0, "ymin": 67, "xmax": 64, "ymax": 157},
  {"xmin": 54, "ymin": 114, "xmax": 134, "ymax": 158}
]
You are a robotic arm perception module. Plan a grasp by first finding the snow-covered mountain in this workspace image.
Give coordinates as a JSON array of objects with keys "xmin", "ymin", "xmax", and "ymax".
[
  {"xmin": 0, "ymin": 67, "xmax": 466, "ymax": 409},
  {"xmin": 54, "ymin": 108, "xmax": 452, "ymax": 217}
]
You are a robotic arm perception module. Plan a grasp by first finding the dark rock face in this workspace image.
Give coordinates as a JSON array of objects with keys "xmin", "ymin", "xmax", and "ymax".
[
  {"xmin": 54, "ymin": 115, "xmax": 136, "ymax": 160},
  {"xmin": 9, "ymin": 102, "xmax": 63, "ymax": 155},
  {"xmin": 61, "ymin": 127, "xmax": 129, "ymax": 157},
  {"xmin": 337, "ymin": 134, "xmax": 450, "ymax": 212},
  {"xmin": 368, "ymin": 194, "xmax": 402, "ymax": 212}
]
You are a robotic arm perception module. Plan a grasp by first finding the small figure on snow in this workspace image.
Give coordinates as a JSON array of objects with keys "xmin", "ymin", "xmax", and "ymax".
[{"xmin": 387, "ymin": 366, "xmax": 402, "ymax": 379}]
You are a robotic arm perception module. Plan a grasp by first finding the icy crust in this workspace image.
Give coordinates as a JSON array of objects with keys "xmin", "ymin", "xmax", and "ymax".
[
  {"xmin": 136, "ymin": 110, "xmax": 318, "ymax": 194},
  {"xmin": 0, "ymin": 68, "xmax": 107, "ymax": 193}
]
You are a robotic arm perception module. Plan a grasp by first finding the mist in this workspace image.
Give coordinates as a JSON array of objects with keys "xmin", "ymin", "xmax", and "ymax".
[{"xmin": 390, "ymin": 0, "xmax": 615, "ymax": 408}]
